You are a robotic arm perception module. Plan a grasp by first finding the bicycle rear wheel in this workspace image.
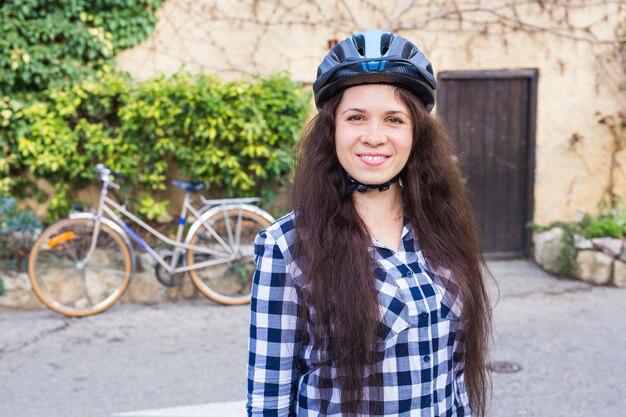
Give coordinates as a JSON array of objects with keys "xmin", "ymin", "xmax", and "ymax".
[
  {"xmin": 186, "ymin": 206, "xmax": 272, "ymax": 305},
  {"xmin": 28, "ymin": 218, "xmax": 132, "ymax": 317}
]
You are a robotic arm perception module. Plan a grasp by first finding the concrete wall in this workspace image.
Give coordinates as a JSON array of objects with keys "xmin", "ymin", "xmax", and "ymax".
[{"xmin": 116, "ymin": 0, "xmax": 626, "ymax": 225}]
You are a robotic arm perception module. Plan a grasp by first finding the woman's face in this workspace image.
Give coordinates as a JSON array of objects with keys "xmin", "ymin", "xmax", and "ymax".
[{"xmin": 334, "ymin": 84, "xmax": 413, "ymax": 186}]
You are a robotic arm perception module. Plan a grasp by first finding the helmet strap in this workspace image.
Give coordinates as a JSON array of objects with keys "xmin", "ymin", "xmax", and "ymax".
[{"xmin": 345, "ymin": 172, "xmax": 401, "ymax": 195}]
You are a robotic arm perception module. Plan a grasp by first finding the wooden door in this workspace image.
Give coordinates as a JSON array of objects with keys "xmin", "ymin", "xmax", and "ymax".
[{"xmin": 437, "ymin": 70, "xmax": 538, "ymax": 259}]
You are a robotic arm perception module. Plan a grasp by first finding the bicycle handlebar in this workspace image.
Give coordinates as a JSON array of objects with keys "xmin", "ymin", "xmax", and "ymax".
[
  {"xmin": 95, "ymin": 163, "xmax": 124, "ymax": 179},
  {"xmin": 95, "ymin": 164, "xmax": 122, "ymax": 189}
]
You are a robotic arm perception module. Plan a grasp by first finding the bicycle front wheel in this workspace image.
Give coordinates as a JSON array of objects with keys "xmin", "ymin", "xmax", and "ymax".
[
  {"xmin": 186, "ymin": 206, "xmax": 272, "ymax": 305},
  {"xmin": 29, "ymin": 218, "xmax": 132, "ymax": 317}
]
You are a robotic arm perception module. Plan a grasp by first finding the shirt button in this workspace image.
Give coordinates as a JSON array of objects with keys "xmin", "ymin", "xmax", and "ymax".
[
  {"xmin": 375, "ymin": 269, "xmax": 386, "ymax": 280},
  {"xmin": 423, "ymin": 355, "xmax": 430, "ymax": 362},
  {"xmin": 405, "ymin": 270, "xmax": 413, "ymax": 278},
  {"xmin": 420, "ymin": 312, "xmax": 428, "ymax": 319}
]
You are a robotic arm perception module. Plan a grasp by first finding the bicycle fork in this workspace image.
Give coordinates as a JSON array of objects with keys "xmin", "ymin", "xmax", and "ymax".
[
  {"xmin": 162, "ymin": 193, "xmax": 192, "ymax": 280},
  {"xmin": 77, "ymin": 187, "xmax": 109, "ymax": 269}
]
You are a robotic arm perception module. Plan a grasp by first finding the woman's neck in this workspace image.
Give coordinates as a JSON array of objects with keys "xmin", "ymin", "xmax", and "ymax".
[{"xmin": 353, "ymin": 183, "xmax": 404, "ymax": 251}]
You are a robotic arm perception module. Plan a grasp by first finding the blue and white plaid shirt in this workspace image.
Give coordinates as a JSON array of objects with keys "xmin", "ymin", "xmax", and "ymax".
[{"xmin": 247, "ymin": 212, "xmax": 470, "ymax": 416}]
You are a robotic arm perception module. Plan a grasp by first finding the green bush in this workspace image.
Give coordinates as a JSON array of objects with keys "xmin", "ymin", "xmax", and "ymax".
[{"xmin": 2, "ymin": 71, "xmax": 311, "ymax": 221}]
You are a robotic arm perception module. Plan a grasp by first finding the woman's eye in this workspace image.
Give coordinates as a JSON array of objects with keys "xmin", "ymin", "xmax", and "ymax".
[
  {"xmin": 348, "ymin": 114, "xmax": 365, "ymax": 121},
  {"xmin": 387, "ymin": 117, "xmax": 403, "ymax": 124}
]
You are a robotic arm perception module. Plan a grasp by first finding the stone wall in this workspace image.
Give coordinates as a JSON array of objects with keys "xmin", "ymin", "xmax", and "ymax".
[
  {"xmin": 534, "ymin": 227, "xmax": 626, "ymax": 287},
  {"xmin": 0, "ymin": 253, "xmax": 201, "ymax": 312}
]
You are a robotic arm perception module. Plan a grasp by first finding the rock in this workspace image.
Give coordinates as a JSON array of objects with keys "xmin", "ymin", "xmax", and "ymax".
[
  {"xmin": 574, "ymin": 234, "xmax": 593, "ymax": 250},
  {"xmin": 180, "ymin": 278, "xmax": 198, "ymax": 299},
  {"xmin": 591, "ymin": 237, "xmax": 623, "ymax": 257},
  {"xmin": 619, "ymin": 245, "xmax": 626, "ymax": 263},
  {"xmin": 534, "ymin": 227, "xmax": 565, "ymax": 274},
  {"xmin": 137, "ymin": 252, "xmax": 156, "ymax": 272},
  {"xmin": 3, "ymin": 273, "xmax": 32, "ymax": 291},
  {"xmin": 0, "ymin": 273, "xmax": 45, "ymax": 310},
  {"xmin": 165, "ymin": 277, "xmax": 198, "ymax": 300},
  {"xmin": 576, "ymin": 250, "xmax": 613, "ymax": 285},
  {"xmin": 124, "ymin": 269, "xmax": 167, "ymax": 304},
  {"xmin": 613, "ymin": 260, "xmax": 626, "ymax": 287}
]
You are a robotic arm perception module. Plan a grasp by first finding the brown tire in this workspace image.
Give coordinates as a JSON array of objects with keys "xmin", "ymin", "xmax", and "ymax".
[{"xmin": 28, "ymin": 218, "xmax": 132, "ymax": 317}]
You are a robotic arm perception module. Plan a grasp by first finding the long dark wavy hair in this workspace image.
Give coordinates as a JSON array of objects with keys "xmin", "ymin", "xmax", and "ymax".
[{"xmin": 291, "ymin": 86, "xmax": 491, "ymax": 416}]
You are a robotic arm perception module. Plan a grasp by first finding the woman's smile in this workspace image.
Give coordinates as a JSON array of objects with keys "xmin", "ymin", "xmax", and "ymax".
[{"xmin": 358, "ymin": 152, "xmax": 389, "ymax": 166}]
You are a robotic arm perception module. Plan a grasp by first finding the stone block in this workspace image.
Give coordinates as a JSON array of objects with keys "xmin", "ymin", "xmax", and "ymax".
[
  {"xmin": 181, "ymin": 278, "xmax": 198, "ymax": 299},
  {"xmin": 591, "ymin": 237, "xmax": 623, "ymax": 257},
  {"xmin": 619, "ymin": 245, "xmax": 626, "ymax": 263},
  {"xmin": 613, "ymin": 260, "xmax": 626, "ymax": 287},
  {"xmin": 0, "ymin": 274, "xmax": 44, "ymax": 310},
  {"xmin": 574, "ymin": 234, "xmax": 593, "ymax": 250},
  {"xmin": 0, "ymin": 289, "xmax": 44, "ymax": 309},
  {"xmin": 125, "ymin": 269, "xmax": 167, "ymax": 304},
  {"xmin": 534, "ymin": 227, "xmax": 565, "ymax": 274},
  {"xmin": 3, "ymin": 273, "xmax": 32, "ymax": 291},
  {"xmin": 163, "ymin": 276, "xmax": 198, "ymax": 301},
  {"xmin": 576, "ymin": 250, "xmax": 613, "ymax": 285},
  {"xmin": 137, "ymin": 252, "xmax": 156, "ymax": 272}
]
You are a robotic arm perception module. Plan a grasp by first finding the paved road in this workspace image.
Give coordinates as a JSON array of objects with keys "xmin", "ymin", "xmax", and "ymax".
[{"xmin": 1, "ymin": 260, "xmax": 625, "ymax": 417}]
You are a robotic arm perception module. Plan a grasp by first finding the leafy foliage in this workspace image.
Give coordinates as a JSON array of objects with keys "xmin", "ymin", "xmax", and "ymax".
[
  {"xmin": 0, "ymin": 195, "xmax": 41, "ymax": 273},
  {"xmin": 0, "ymin": 0, "xmax": 163, "ymax": 96},
  {"xmin": 581, "ymin": 215, "xmax": 625, "ymax": 238},
  {"xmin": 2, "ymin": 71, "xmax": 311, "ymax": 221}
]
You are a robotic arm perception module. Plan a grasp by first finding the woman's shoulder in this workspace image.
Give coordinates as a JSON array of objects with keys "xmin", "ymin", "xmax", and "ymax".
[
  {"xmin": 264, "ymin": 211, "xmax": 297, "ymax": 237},
  {"xmin": 256, "ymin": 211, "xmax": 297, "ymax": 257}
]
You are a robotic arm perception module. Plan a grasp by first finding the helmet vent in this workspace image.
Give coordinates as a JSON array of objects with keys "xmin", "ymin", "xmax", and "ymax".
[
  {"xmin": 332, "ymin": 45, "xmax": 345, "ymax": 62},
  {"xmin": 353, "ymin": 34, "xmax": 366, "ymax": 56},
  {"xmin": 380, "ymin": 33, "xmax": 393, "ymax": 55},
  {"xmin": 426, "ymin": 63, "xmax": 433, "ymax": 75},
  {"xmin": 401, "ymin": 43, "xmax": 414, "ymax": 59}
]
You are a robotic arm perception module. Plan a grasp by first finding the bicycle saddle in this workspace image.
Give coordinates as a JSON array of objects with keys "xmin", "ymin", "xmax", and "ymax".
[{"xmin": 172, "ymin": 180, "xmax": 205, "ymax": 193}]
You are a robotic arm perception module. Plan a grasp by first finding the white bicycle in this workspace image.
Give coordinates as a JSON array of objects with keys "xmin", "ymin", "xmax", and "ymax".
[{"xmin": 28, "ymin": 164, "xmax": 274, "ymax": 317}]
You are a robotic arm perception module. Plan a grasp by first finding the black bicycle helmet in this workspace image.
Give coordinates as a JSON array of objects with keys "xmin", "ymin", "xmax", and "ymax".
[{"xmin": 313, "ymin": 29, "xmax": 436, "ymax": 112}]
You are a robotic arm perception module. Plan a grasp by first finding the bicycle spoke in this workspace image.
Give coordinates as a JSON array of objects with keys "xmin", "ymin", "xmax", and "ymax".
[
  {"xmin": 80, "ymin": 268, "xmax": 95, "ymax": 307},
  {"xmin": 235, "ymin": 209, "xmax": 243, "ymax": 251},
  {"xmin": 223, "ymin": 209, "xmax": 235, "ymax": 248}
]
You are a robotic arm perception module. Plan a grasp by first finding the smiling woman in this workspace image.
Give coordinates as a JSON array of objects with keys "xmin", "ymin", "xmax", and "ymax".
[{"xmin": 247, "ymin": 29, "xmax": 491, "ymax": 417}]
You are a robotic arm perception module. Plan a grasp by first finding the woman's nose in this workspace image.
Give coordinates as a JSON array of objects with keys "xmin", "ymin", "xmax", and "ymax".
[{"xmin": 361, "ymin": 124, "xmax": 387, "ymax": 146}]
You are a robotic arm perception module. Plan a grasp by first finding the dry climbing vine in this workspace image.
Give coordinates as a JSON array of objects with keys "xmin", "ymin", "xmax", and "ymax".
[{"xmin": 135, "ymin": 0, "xmax": 624, "ymax": 86}]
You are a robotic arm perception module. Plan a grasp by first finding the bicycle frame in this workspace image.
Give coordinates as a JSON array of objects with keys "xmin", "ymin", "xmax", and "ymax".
[{"xmin": 81, "ymin": 178, "xmax": 257, "ymax": 276}]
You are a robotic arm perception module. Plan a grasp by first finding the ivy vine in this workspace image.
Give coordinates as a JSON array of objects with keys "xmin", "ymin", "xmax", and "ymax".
[{"xmin": 0, "ymin": 0, "xmax": 163, "ymax": 96}]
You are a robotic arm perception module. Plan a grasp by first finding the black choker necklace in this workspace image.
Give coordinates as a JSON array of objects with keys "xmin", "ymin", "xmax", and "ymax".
[{"xmin": 345, "ymin": 173, "xmax": 401, "ymax": 194}]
